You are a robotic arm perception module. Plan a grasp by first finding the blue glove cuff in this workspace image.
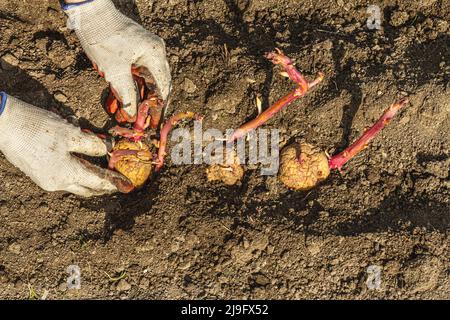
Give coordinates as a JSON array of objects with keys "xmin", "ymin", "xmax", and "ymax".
[
  {"xmin": 60, "ymin": 0, "xmax": 95, "ymax": 11},
  {"xmin": 0, "ymin": 92, "xmax": 7, "ymax": 116}
]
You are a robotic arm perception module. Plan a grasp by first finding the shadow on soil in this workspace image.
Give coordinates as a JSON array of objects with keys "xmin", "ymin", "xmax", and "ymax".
[{"xmin": 193, "ymin": 180, "xmax": 450, "ymax": 237}]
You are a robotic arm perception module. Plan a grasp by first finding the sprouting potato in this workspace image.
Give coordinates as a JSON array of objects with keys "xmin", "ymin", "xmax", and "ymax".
[
  {"xmin": 109, "ymin": 139, "xmax": 153, "ymax": 189},
  {"xmin": 279, "ymin": 142, "xmax": 330, "ymax": 191},
  {"xmin": 278, "ymin": 99, "xmax": 409, "ymax": 190}
]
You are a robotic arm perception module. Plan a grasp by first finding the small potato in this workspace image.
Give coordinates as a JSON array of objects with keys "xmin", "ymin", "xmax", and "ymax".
[
  {"xmin": 112, "ymin": 139, "xmax": 153, "ymax": 188},
  {"xmin": 279, "ymin": 142, "xmax": 330, "ymax": 191},
  {"xmin": 206, "ymin": 153, "xmax": 244, "ymax": 186}
]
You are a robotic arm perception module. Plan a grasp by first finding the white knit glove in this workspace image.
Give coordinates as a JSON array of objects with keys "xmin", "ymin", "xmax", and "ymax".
[
  {"xmin": 0, "ymin": 93, "xmax": 133, "ymax": 197},
  {"xmin": 64, "ymin": 0, "xmax": 172, "ymax": 118}
]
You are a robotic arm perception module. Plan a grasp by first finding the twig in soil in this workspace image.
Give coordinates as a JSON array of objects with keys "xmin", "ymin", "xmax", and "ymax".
[{"xmin": 219, "ymin": 222, "xmax": 233, "ymax": 233}]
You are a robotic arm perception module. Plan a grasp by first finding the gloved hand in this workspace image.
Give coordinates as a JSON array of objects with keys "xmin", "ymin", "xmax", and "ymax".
[
  {"xmin": 0, "ymin": 93, "xmax": 134, "ymax": 197},
  {"xmin": 63, "ymin": 0, "xmax": 172, "ymax": 119}
]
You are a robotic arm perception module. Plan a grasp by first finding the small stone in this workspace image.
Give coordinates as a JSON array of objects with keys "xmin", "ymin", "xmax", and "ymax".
[
  {"xmin": 59, "ymin": 282, "xmax": 67, "ymax": 292},
  {"xmin": 8, "ymin": 243, "xmax": 21, "ymax": 254},
  {"xmin": 182, "ymin": 78, "xmax": 197, "ymax": 94},
  {"xmin": 54, "ymin": 92, "xmax": 68, "ymax": 103},
  {"xmin": 47, "ymin": 42, "xmax": 75, "ymax": 69},
  {"xmin": 60, "ymin": 56, "xmax": 75, "ymax": 69},
  {"xmin": 243, "ymin": 238, "xmax": 250, "ymax": 249},
  {"xmin": 322, "ymin": 39, "xmax": 333, "ymax": 50},
  {"xmin": 372, "ymin": 44, "xmax": 381, "ymax": 51},
  {"xmin": 116, "ymin": 279, "xmax": 131, "ymax": 292},
  {"xmin": 427, "ymin": 30, "xmax": 438, "ymax": 40},
  {"xmin": 1, "ymin": 53, "xmax": 19, "ymax": 70},
  {"xmin": 399, "ymin": 115, "xmax": 410, "ymax": 125},
  {"xmin": 307, "ymin": 240, "xmax": 322, "ymax": 255},
  {"xmin": 45, "ymin": 74, "xmax": 56, "ymax": 82},
  {"xmin": 319, "ymin": 211, "xmax": 329, "ymax": 218},
  {"xmin": 254, "ymin": 274, "xmax": 270, "ymax": 286},
  {"xmin": 28, "ymin": 70, "xmax": 45, "ymax": 79},
  {"xmin": 367, "ymin": 170, "xmax": 380, "ymax": 184}
]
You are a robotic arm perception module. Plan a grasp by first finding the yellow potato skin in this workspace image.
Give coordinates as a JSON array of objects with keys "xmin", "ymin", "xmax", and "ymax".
[
  {"xmin": 112, "ymin": 140, "xmax": 153, "ymax": 188},
  {"xmin": 279, "ymin": 142, "xmax": 330, "ymax": 191},
  {"xmin": 206, "ymin": 153, "xmax": 244, "ymax": 186}
]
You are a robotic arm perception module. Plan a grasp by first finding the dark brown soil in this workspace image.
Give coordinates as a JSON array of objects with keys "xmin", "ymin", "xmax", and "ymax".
[{"xmin": 0, "ymin": 0, "xmax": 449, "ymax": 299}]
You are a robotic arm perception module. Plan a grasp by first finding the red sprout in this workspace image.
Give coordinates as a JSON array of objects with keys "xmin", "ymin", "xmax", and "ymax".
[
  {"xmin": 155, "ymin": 112, "xmax": 203, "ymax": 171},
  {"xmin": 328, "ymin": 98, "xmax": 409, "ymax": 171},
  {"xmin": 228, "ymin": 48, "xmax": 324, "ymax": 142}
]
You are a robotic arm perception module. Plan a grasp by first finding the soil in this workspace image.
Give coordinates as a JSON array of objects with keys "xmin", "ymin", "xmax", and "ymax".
[{"xmin": 0, "ymin": 0, "xmax": 449, "ymax": 299}]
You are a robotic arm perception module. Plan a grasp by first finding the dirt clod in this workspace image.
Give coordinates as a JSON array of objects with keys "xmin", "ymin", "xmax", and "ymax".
[
  {"xmin": 390, "ymin": 11, "xmax": 410, "ymax": 27},
  {"xmin": 1, "ymin": 53, "xmax": 19, "ymax": 70},
  {"xmin": 116, "ymin": 279, "xmax": 131, "ymax": 292}
]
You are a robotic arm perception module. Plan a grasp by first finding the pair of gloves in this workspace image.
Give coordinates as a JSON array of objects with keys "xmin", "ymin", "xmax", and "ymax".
[{"xmin": 0, "ymin": 0, "xmax": 172, "ymax": 197}]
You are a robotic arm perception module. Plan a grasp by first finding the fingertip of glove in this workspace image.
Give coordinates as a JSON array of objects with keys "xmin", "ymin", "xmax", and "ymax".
[{"xmin": 72, "ymin": 155, "xmax": 135, "ymax": 194}]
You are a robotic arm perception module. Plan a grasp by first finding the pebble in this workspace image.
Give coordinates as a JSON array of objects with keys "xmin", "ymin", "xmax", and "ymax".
[
  {"xmin": 54, "ymin": 92, "xmax": 68, "ymax": 103},
  {"xmin": 399, "ymin": 115, "xmax": 410, "ymax": 125},
  {"xmin": 254, "ymin": 274, "xmax": 270, "ymax": 286},
  {"xmin": 35, "ymin": 38, "xmax": 48, "ymax": 53},
  {"xmin": 116, "ymin": 279, "xmax": 131, "ymax": 292},
  {"xmin": 322, "ymin": 39, "xmax": 333, "ymax": 50},
  {"xmin": 182, "ymin": 78, "xmax": 197, "ymax": 94},
  {"xmin": 1, "ymin": 53, "xmax": 19, "ymax": 70},
  {"xmin": 8, "ymin": 243, "xmax": 21, "ymax": 255},
  {"xmin": 139, "ymin": 277, "xmax": 150, "ymax": 289},
  {"xmin": 59, "ymin": 282, "xmax": 67, "ymax": 292}
]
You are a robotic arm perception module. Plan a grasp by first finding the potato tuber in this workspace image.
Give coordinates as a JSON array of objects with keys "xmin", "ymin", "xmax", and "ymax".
[
  {"xmin": 279, "ymin": 98, "xmax": 409, "ymax": 190},
  {"xmin": 108, "ymin": 139, "xmax": 153, "ymax": 189}
]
